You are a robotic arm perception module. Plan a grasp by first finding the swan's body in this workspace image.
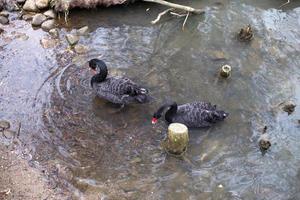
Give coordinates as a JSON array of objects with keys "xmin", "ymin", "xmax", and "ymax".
[
  {"xmin": 89, "ymin": 59, "xmax": 152, "ymax": 105},
  {"xmin": 152, "ymin": 102, "xmax": 228, "ymax": 128}
]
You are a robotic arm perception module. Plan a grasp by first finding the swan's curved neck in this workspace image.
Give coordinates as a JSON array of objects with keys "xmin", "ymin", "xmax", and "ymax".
[
  {"xmin": 91, "ymin": 62, "xmax": 108, "ymax": 86},
  {"xmin": 165, "ymin": 102, "xmax": 177, "ymax": 123}
]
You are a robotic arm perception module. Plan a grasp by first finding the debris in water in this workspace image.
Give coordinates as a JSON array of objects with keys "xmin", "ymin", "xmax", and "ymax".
[
  {"xmin": 238, "ymin": 24, "xmax": 253, "ymax": 42},
  {"xmin": 0, "ymin": 120, "xmax": 10, "ymax": 131},
  {"xmin": 219, "ymin": 64, "xmax": 231, "ymax": 78},
  {"xmin": 259, "ymin": 134, "xmax": 271, "ymax": 154},
  {"xmin": 280, "ymin": 101, "xmax": 296, "ymax": 115},
  {"xmin": 161, "ymin": 123, "xmax": 189, "ymax": 156},
  {"xmin": 262, "ymin": 125, "xmax": 267, "ymax": 134}
]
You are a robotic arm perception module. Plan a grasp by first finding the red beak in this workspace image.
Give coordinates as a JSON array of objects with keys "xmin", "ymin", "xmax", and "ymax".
[{"xmin": 152, "ymin": 117, "xmax": 158, "ymax": 124}]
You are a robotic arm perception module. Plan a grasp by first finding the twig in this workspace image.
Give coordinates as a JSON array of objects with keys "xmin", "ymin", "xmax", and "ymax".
[
  {"xmin": 17, "ymin": 122, "xmax": 21, "ymax": 138},
  {"xmin": 182, "ymin": 11, "xmax": 190, "ymax": 31},
  {"xmin": 151, "ymin": 8, "xmax": 174, "ymax": 24},
  {"xmin": 170, "ymin": 12, "xmax": 187, "ymax": 17},
  {"xmin": 279, "ymin": 0, "xmax": 290, "ymax": 8},
  {"xmin": 143, "ymin": 0, "xmax": 205, "ymax": 14}
]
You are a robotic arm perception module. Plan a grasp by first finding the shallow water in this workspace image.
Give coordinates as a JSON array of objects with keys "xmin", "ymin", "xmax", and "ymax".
[{"xmin": 1, "ymin": 1, "xmax": 300, "ymax": 199}]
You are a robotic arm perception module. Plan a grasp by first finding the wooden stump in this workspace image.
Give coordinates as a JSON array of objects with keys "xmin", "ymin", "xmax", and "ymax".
[{"xmin": 162, "ymin": 123, "xmax": 189, "ymax": 155}]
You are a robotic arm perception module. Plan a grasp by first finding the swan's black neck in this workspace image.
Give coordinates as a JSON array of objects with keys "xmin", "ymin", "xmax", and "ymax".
[
  {"xmin": 165, "ymin": 102, "xmax": 177, "ymax": 123},
  {"xmin": 90, "ymin": 59, "xmax": 108, "ymax": 86}
]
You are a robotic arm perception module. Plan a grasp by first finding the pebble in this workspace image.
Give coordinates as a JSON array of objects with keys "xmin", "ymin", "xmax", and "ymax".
[
  {"xmin": 0, "ymin": 11, "xmax": 9, "ymax": 17},
  {"xmin": 66, "ymin": 34, "xmax": 79, "ymax": 46},
  {"xmin": 23, "ymin": 0, "xmax": 39, "ymax": 12},
  {"xmin": 31, "ymin": 14, "xmax": 47, "ymax": 26},
  {"xmin": 40, "ymin": 38, "xmax": 57, "ymax": 48},
  {"xmin": 22, "ymin": 14, "xmax": 34, "ymax": 21},
  {"xmin": 41, "ymin": 19, "xmax": 55, "ymax": 31},
  {"xmin": 43, "ymin": 10, "xmax": 56, "ymax": 19},
  {"xmin": 35, "ymin": 0, "xmax": 49, "ymax": 10},
  {"xmin": 3, "ymin": 130, "xmax": 15, "ymax": 139},
  {"xmin": 0, "ymin": 16, "xmax": 9, "ymax": 25}
]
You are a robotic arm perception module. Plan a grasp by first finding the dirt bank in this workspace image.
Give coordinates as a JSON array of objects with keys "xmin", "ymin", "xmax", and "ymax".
[{"xmin": 0, "ymin": 144, "xmax": 70, "ymax": 200}]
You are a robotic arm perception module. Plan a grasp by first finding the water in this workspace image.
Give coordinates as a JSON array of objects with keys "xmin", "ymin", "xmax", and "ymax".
[{"xmin": 1, "ymin": 1, "xmax": 300, "ymax": 199}]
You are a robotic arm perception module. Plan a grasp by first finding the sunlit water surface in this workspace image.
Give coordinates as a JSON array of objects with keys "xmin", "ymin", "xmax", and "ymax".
[{"xmin": 0, "ymin": 0, "xmax": 300, "ymax": 199}]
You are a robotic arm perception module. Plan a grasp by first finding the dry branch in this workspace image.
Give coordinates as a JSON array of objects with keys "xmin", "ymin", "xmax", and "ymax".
[
  {"xmin": 143, "ymin": 0, "xmax": 204, "ymax": 14},
  {"xmin": 279, "ymin": 0, "xmax": 290, "ymax": 8},
  {"xmin": 151, "ymin": 8, "xmax": 173, "ymax": 24}
]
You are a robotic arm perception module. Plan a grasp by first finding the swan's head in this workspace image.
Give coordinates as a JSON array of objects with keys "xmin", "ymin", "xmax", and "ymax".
[
  {"xmin": 88, "ymin": 59, "xmax": 107, "ymax": 74},
  {"xmin": 213, "ymin": 111, "xmax": 229, "ymax": 120},
  {"xmin": 152, "ymin": 112, "xmax": 161, "ymax": 124}
]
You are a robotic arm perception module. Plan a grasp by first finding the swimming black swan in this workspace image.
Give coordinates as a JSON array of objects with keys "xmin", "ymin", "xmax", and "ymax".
[
  {"xmin": 152, "ymin": 102, "xmax": 229, "ymax": 128},
  {"xmin": 89, "ymin": 59, "xmax": 152, "ymax": 105}
]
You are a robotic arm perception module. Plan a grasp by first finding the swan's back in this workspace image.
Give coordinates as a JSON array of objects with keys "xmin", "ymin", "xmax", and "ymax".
[
  {"xmin": 171, "ymin": 102, "xmax": 227, "ymax": 128},
  {"xmin": 92, "ymin": 76, "xmax": 151, "ymax": 104}
]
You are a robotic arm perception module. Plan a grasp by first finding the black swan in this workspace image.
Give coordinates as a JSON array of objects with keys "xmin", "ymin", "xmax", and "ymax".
[
  {"xmin": 89, "ymin": 59, "xmax": 152, "ymax": 105},
  {"xmin": 152, "ymin": 102, "xmax": 229, "ymax": 128}
]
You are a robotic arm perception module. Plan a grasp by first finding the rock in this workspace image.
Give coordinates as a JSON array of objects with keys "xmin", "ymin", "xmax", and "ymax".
[
  {"xmin": 74, "ymin": 44, "xmax": 88, "ymax": 54},
  {"xmin": 77, "ymin": 26, "xmax": 89, "ymax": 36},
  {"xmin": 43, "ymin": 9, "xmax": 56, "ymax": 19},
  {"xmin": 23, "ymin": 0, "xmax": 39, "ymax": 12},
  {"xmin": 0, "ymin": 28, "xmax": 4, "ymax": 34},
  {"xmin": 40, "ymin": 38, "xmax": 58, "ymax": 48},
  {"xmin": 3, "ymin": 130, "xmax": 15, "ymax": 139},
  {"xmin": 0, "ymin": 120, "xmax": 10, "ymax": 131},
  {"xmin": 41, "ymin": 19, "xmax": 55, "ymax": 31},
  {"xmin": 281, "ymin": 101, "xmax": 296, "ymax": 115},
  {"xmin": 35, "ymin": 0, "xmax": 49, "ymax": 9},
  {"xmin": 31, "ymin": 13, "xmax": 47, "ymax": 26},
  {"xmin": 22, "ymin": 13, "xmax": 34, "ymax": 21},
  {"xmin": 238, "ymin": 24, "xmax": 253, "ymax": 42},
  {"xmin": 49, "ymin": 28, "xmax": 59, "ymax": 38},
  {"xmin": 66, "ymin": 34, "xmax": 79, "ymax": 46},
  {"xmin": 0, "ymin": 16, "xmax": 8, "ymax": 24},
  {"xmin": 0, "ymin": 11, "xmax": 9, "ymax": 17},
  {"xmin": 130, "ymin": 157, "xmax": 142, "ymax": 164}
]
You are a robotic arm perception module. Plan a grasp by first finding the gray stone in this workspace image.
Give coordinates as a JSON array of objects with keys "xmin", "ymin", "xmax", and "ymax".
[
  {"xmin": 0, "ymin": 16, "xmax": 8, "ymax": 24},
  {"xmin": 43, "ymin": 9, "xmax": 56, "ymax": 19},
  {"xmin": 0, "ymin": 11, "xmax": 9, "ymax": 17},
  {"xmin": 74, "ymin": 44, "xmax": 88, "ymax": 54},
  {"xmin": 31, "ymin": 13, "xmax": 47, "ymax": 26},
  {"xmin": 66, "ymin": 34, "xmax": 79, "ymax": 46},
  {"xmin": 49, "ymin": 28, "xmax": 59, "ymax": 38},
  {"xmin": 40, "ymin": 38, "xmax": 57, "ymax": 48},
  {"xmin": 41, "ymin": 19, "xmax": 55, "ymax": 31},
  {"xmin": 77, "ymin": 26, "xmax": 89, "ymax": 36},
  {"xmin": 35, "ymin": 0, "xmax": 49, "ymax": 10},
  {"xmin": 23, "ymin": 0, "xmax": 39, "ymax": 12}
]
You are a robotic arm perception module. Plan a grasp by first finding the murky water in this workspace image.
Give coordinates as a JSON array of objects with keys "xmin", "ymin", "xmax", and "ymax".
[{"xmin": 1, "ymin": 1, "xmax": 300, "ymax": 199}]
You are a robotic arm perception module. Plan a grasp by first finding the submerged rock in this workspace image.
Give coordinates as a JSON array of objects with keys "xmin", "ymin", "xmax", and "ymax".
[
  {"xmin": 49, "ymin": 28, "xmax": 59, "ymax": 38},
  {"xmin": 44, "ymin": 9, "xmax": 56, "ymax": 19},
  {"xmin": 3, "ymin": 130, "xmax": 15, "ymax": 139},
  {"xmin": 74, "ymin": 44, "xmax": 88, "ymax": 54},
  {"xmin": 259, "ymin": 134, "xmax": 271, "ymax": 153},
  {"xmin": 0, "ymin": 120, "xmax": 10, "ymax": 131},
  {"xmin": 35, "ymin": 0, "xmax": 49, "ymax": 9},
  {"xmin": 66, "ymin": 34, "xmax": 79, "ymax": 46},
  {"xmin": 41, "ymin": 19, "xmax": 55, "ymax": 31},
  {"xmin": 0, "ymin": 16, "xmax": 8, "ymax": 24},
  {"xmin": 40, "ymin": 38, "xmax": 58, "ymax": 48},
  {"xmin": 281, "ymin": 101, "xmax": 296, "ymax": 115},
  {"xmin": 32, "ymin": 13, "xmax": 47, "ymax": 26},
  {"xmin": 23, "ymin": 0, "xmax": 39, "ymax": 12},
  {"xmin": 77, "ymin": 26, "xmax": 89, "ymax": 36}
]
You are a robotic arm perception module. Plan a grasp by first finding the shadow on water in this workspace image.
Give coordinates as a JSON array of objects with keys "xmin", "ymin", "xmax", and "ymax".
[{"xmin": 1, "ymin": 0, "xmax": 300, "ymax": 199}]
